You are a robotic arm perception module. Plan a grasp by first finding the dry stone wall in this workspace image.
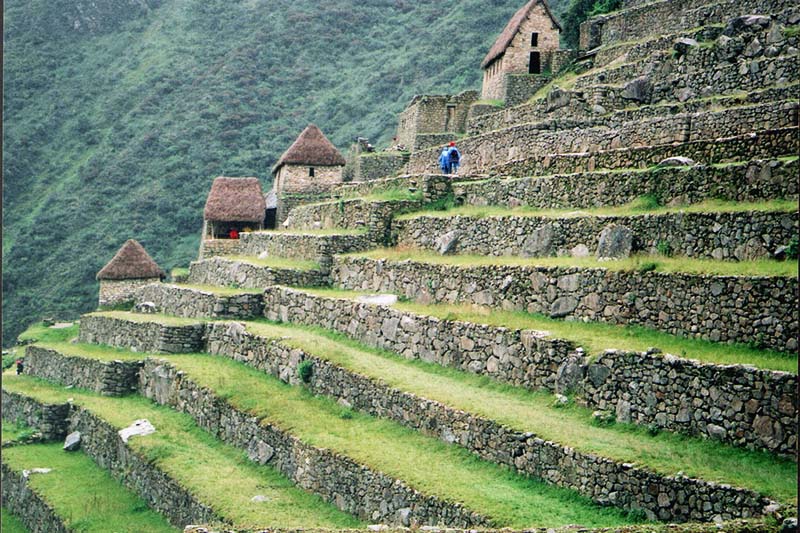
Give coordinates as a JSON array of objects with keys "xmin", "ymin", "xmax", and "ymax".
[
  {"xmin": 200, "ymin": 238, "xmax": 244, "ymax": 259},
  {"xmin": 139, "ymin": 359, "xmax": 487, "ymax": 528},
  {"xmin": 240, "ymin": 231, "xmax": 373, "ymax": 262},
  {"xmin": 99, "ymin": 278, "xmax": 161, "ymax": 306},
  {"xmin": 1, "ymin": 390, "xmax": 70, "ymax": 440},
  {"xmin": 394, "ymin": 210, "xmax": 798, "ymax": 261},
  {"xmin": 454, "ymin": 159, "xmax": 799, "ymax": 210},
  {"xmin": 260, "ymin": 287, "xmax": 798, "ymax": 456},
  {"xmin": 188, "ymin": 257, "xmax": 328, "ymax": 289},
  {"xmin": 78, "ymin": 314, "xmax": 206, "ymax": 353},
  {"xmin": 205, "ymin": 322, "xmax": 776, "ymax": 522},
  {"xmin": 330, "ymin": 174, "xmax": 452, "ymax": 203},
  {"xmin": 136, "ymin": 283, "xmax": 264, "ymax": 319},
  {"xmin": 23, "ymin": 345, "xmax": 141, "ymax": 396},
  {"xmin": 583, "ymin": 350, "xmax": 797, "ymax": 456},
  {"xmin": 331, "ymin": 257, "xmax": 798, "ymax": 352},
  {"xmin": 1, "ymin": 463, "xmax": 69, "ymax": 533},
  {"xmin": 351, "ymin": 152, "xmax": 409, "ymax": 182}
]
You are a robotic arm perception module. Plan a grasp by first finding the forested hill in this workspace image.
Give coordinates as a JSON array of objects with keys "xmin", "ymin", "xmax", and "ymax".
[{"xmin": 2, "ymin": 0, "xmax": 568, "ymax": 346}]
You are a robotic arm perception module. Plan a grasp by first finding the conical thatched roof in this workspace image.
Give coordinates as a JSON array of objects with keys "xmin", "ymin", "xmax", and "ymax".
[
  {"xmin": 272, "ymin": 124, "xmax": 345, "ymax": 174},
  {"xmin": 97, "ymin": 239, "xmax": 165, "ymax": 281},
  {"xmin": 204, "ymin": 177, "xmax": 266, "ymax": 223},
  {"xmin": 481, "ymin": 0, "xmax": 562, "ymax": 69}
]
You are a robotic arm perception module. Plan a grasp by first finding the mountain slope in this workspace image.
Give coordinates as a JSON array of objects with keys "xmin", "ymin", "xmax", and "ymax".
[{"xmin": 2, "ymin": 0, "xmax": 568, "ymax": 345}]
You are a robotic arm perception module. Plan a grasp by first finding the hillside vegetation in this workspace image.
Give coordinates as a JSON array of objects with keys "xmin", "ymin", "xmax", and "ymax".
[{"xmin": 2, "ymin": 0, "xmax": 567, "ymax": 346}]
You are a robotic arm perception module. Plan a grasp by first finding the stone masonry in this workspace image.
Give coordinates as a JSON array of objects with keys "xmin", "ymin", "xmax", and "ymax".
[
  {"xmin": 136, "ymin": 283, "xmax": 264, "ymax": 319},
  {"xmin": 78, "ymin": 314, "xmax": 206, "ymax": 354},
  {"xmin": 188, "ymin": 257, "xmax": 328, "ymax": 289}
]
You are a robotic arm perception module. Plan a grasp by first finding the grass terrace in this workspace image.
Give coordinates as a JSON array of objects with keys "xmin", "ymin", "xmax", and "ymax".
[
  {"xmin": 34, "ymin": 341, "xmax": 156, "ymax": 362},
  {"xmin": 352, "ymin": 248, "xmax": 799, "ymax": 277},
  {"xmin": 294, "ymin": 287, "xmax": 796, "ymax": 372},
  {"xmin": 0, "ymin": 508, "xmax": 27, "ymax": 533},
  {"xmin": 17, "ymin": 322, "xmax": 79, "ymax": 344},
  {"xmin": 169, "ymin": 283, "xmax": 264, "ymax": 296},
  {"xmin": 1, "ymin": 420, "xmax": 38, "ymax": 445},
  {"xmin": 155, "ymin": 354, "xmax": 643, "ymax": 527},
  {"xmin": 220, "ymin": 255, "xmax": 320, "ymax": 271},
  {"xmin": 2, "ymin": 442, "xmax": 178, "ymax": 532},
  {"xmin": 86, "ymin": 311, "xmax": 206, "ymax": 327},
  {"xmin": 1, "ymin": 373, "xmax": 365, "ymax": 529},
  {"xmin": 396, "ymin": 198, "xmax": 798, "ymax": 221},
  {"xmin": 242, "ymin": 319, "xmax": 797, "ymax": 505}
]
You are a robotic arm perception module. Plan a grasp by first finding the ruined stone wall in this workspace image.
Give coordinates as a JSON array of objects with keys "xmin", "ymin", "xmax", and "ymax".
[
  {"xmin": 355, "ymin": 152, "xmax": 409, "ymax": 182},
  {"xmin": 396, "ymin": 93, "xmax": 479, "ymax": 149},
  {"xmin": 99, "ymin": 278, "xmax": 160, "ymax": 306},
  {"xmin": 394, "ymin": 210, "xmax": 798, "ymax": 261},
  {"xmin": 239, "ymin": 231, "xmax": 373, "ymax": 262},
  {"xmin": 454, "ymin": 159, "xmax": 798, "ymax": 209},
  {"xmin": 78, "ymin": 314, "xmax": 207, "ymax": 353},
  {"xmin": 205, "ymin": 321, "xmax": 776, "ymax": 521},
  {"xmin": 139, "ymin": 359, "xmax": 487, "ymax": 528},
  {"xmin": 276, "ymin": 192, "xmax": 330, "ymax": 227},
  {"xmin": 188, "ymin": 257, "xmax": 328, "ymax": 289},
  {"xmin": 136, "ymin": 283, "xmax": 264, "ymax": 319},
  {"xmin": 329, "ymin": 174, "xmax": 452, "ymax": 203},
  {"xmin": 503, "ymin": 74, "xmax": 552, "ymax": 106},
  {"xmin": 1, "ymin": 463, "xmax": 69, "ymax": 533},
  {"xmin": 1, "ymin": 390, "xmax": 70, "ymax": 440},
  {"xmin": 331, "ymin": 257, "xmax": 798, "ymax": 352},
  {"xmin": 23, "ymin": 345, "xmax": 142, "ymax": 396}
]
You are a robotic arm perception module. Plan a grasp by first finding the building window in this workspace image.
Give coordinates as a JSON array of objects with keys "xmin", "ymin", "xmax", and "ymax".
[
  {"xmin": 445, "ymin": 104, "xmax": 456, "ymax": 132},
  {"xmin": 309, "ymin": 167, "xmax": 315, "ymax": 177},
  {"xmin": 531, "ymin": 32, "xmax": 538, "ymax": 47},
  {"xmin": 529, "ymin": 51, "xmax": 541, "ymax": 74}
]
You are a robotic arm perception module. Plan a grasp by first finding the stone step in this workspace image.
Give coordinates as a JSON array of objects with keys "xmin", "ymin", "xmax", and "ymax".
[
  {"xmin": 408, "ymin": 101, "xmax": 798, "ymax": 176},
  {"xmin": 2, "ymin": 441, "xmax": 176, "ymax": 533},
  {"xmin": 491, "ymin": 127, "xmax": 797, "ymax": 178},
  {"xmin": 331, "ymin": 254, "xmax": 798, "ymax": 353},
  {"xmin": 453, "ymin": 157, "xmax": 798, "ymax": 211},
  {"xmin": 393, "ymin": 207, "xmax": 798, "ymax": 261},
  {"xmin": 187, "ymin": 256, "xmax": 328, "ymax": 289},
  {"xmin": 1, "ymin": 377, "xmax": 363, "ymax": 529}
]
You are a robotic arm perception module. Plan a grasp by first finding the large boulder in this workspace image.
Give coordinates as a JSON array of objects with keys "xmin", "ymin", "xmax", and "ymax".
[
  {"xmin": 596, "ymin": 224, "xmax": 633, "ymax": 259},
  {"xmin": 621, "ymin": 76, "xmax": 652, "ymax": 103},
  {"xmin": 63, "ymin": 431, "xmax": 81, "ymax": 452},
  {"xmin": 436, "ymin": 230, "xmax": 459, "ymax": 255},
  {"xmin": 521, "ymin": 224, "xmax": 554, "ymax": 257}
]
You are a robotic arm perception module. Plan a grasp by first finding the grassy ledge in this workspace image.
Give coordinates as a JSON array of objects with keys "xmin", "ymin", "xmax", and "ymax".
[
  {"xmin": 34, "ymin": 341, "xmax": 157, "ymax": 362},
  {"xmin": 0, "ymin": 507, "xmax": 28, "ymax": 533},
  {"xmin": 396, "ymin": 198, "xmax": 798, "ymax": 221},
  {"xmin": 1, "ymin": 420, "xmax": 39, "ymax": 445},
  {"xmin": 253, "ymin": 228, "xmax": 367, "ymax": 236},
  {"xmin": 86, "ymin": 311, "xmax": 205, "ymax": 327},
  {"xmin": 17, "ymin": 322, "xmax": 79, "ymax": 344},
  {"xmin": 2, "ymin": 442, "xmax": 177, "ymax": 532},
  {"xmin": 351, "ymin": 248, "xmax": 799, "ymax": 277},
  {"xmin": 1, "ymin": 373, "xmax": 364, "ymax": 529},
  {"xmin": 296, "ymin": 286, "xmax": 796, "ymax": 372},
  {"xmin": 215, "ymin": 255, "xmax": 320, "ymax": 271},
  {"xmin": 242, "ymin": 319, "xmax": 797, "ymax": 506},
  {"xmin": 170, "ymin": 283, "xmax": 264, "ymax": 296}
]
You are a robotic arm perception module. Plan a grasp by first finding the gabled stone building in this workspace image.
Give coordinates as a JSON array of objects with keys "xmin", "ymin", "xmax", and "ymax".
[
  {"xmin": 96, "ymin": 239, "xmax": 164, "ymax": 306},
  {"xmin": 481, "ymin": 0, "xmax": 569, "ymax": 103}
]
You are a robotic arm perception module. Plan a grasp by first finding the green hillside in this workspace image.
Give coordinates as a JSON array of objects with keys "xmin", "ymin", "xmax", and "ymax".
[{"xmin": 2, "ymin": 0, "xmax": 567, "ymax": 346}]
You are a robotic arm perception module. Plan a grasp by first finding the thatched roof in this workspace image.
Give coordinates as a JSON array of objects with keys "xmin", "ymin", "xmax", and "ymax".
[
  {"xmin": 97, "ymin": 239, "xmax": 165, "ymax": 281},
  {"xmin": 204, "ymin": 177, "xmax": 266, "ymax": 223},
  {"xmin": 481, "ymin": 0, "xmax": 562, "ymax": 69},
  {"xmin": 272, "ymin": 124, "xmax": 345, "ymax": 174}
]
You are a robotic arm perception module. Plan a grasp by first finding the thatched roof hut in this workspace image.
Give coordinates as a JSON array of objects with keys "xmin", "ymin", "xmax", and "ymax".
[
  {"xmin": 204, "ymin": 177, "xmax": 266, "ymax": 223},
  {"xmin": 272, "ymin": 124, "xmax": 345, "ymax": 174},
  {"xmin": 481, "ymin": 0, "xmax": 561, "ymax": 69},
  {"xmin": 97, "ymin": 239, "xmax": 165, "ymax": 281}
]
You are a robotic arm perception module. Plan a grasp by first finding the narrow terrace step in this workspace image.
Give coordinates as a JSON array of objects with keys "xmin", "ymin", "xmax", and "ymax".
[
  {"xmin": 1, "ymin": 375, "xmax": 364, "ymax": 529},
  {"xmin": 23, "ymin": 334, "xmax": 792, "ymax": 522},
  {"xmin": 490, "ymin": 127, "xmax": 798, "ymax": 178},
  {"xmin": 453, "ymin": 158, "xmax": 798, "ymax": 210},
  {"xmin": 393, "ymin": 204, "xmax": 798, "ymax": 261},
  {"xmin": 331, "ymin": 253, "xmax": 798, "ymax": 353},
  {"xmin": 78, "ymin": 312, "xmax": 207, "ymax": 353},
  {"xmin": 407, "ymin": 101, "xmax": 798, "ymax": 175},
  {"xmin": 0, "ymin": 507, "xmax": 27, "ymax": 533},
  {"xmin": 188, "ymin": 256, "xmax": 328, "ymax": 289},
  {"xmin": 2, "ymin": 442, "xmax": 177, "ymax": 533},
  {"xmin": 239, "ymin": 230, "xmax": 374, "ymax": 261},
  {"xmin": 256, "ymin": 286, "xmax": 797, "ymax": 456}
]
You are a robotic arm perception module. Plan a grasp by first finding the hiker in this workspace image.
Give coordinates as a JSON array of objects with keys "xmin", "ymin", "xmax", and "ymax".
[
  {"xmin": 438, "ymin": 145, "xmax": 450, "ymax": 175},
  {"xmin": 15, "ymin": 359, "xmax": 24, "ymax": 375},
  {"xmin": 228, "ymin": 228, "xmax": 239, "ymax": 240},
  {"xmin": 447, "ymin": 141, "xmax": 461, "ymax": 176}
]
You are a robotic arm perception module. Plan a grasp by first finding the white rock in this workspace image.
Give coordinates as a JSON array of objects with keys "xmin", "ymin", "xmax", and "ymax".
[{"xmin": 119, "ymin": 419, "xmax": 156, "ymax": 443}]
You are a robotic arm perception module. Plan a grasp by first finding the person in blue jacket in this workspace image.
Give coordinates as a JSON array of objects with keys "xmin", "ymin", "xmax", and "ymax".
[
  {"xmin": 438, "ymin": 145, "xmax": 450, "ymax": 175},
  {"xmin": 447, "ymin": 141, "xmax": 461, "ymax": 176}
]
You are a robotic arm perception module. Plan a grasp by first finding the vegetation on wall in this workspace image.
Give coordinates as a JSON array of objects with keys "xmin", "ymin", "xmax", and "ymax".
[{"xmin": 2, "ymin": 0, "xmax": 568, "ymax": 346}]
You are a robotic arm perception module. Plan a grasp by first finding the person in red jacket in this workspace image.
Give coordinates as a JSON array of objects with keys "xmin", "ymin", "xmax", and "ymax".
[{"xmin": 228, "ymin": 228, "xmax": 239, "ymax": 239}]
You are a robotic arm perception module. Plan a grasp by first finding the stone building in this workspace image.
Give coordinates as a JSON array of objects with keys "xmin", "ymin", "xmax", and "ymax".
[
  {"xmin": 272, "ymin": 124, "xmax": 346, "ymax": 195},
  {"xmin": 481, "ymin": 0, "xmax": 567, "ymax": 103},
  {"xmin": 202, "ymin": 177, "xmax": 267, "ymax": 239},
  {"xmin": 96, "ymin": 239, "xmax": 165, "ymax": 306},
  {"xmin": 395, "ymin": 91, "xmax": 479, "ymax": 151}
]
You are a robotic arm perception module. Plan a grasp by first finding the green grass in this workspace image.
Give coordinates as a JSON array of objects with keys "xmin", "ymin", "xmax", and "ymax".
[
  {"xmin": 352, "ymin": 248, "xmax": 799, "ymax": 277},
  {"xmin": 220, "ymin": 255, "xmax": 320, "ymax": 271},
  {"xmin": 1, "ymin": 420, "xmax": 38, "ymax": 445},
  {"xmin": 289, "ymin": 287, "xmax": 796, "ymax": 372},
  {"xmin": 17, "ymin": 322, "xmax": 79, "ymax": 344},
  {"xmin": 1, "ymin": 373, "xmax": 364, "ymax": 529},
  {"xmin": 362, "ymin": 187, "xmax": 423, "ymax": 202},
  {"xmin": 171, "ymin": 283, "xmax": 264, "ymax": 296},
  {"xmin": 396, "ymin": 198, "xmax": 798, "ymax": 221},
  {"xmin": 35, "ymin": 341, "xmax": 155, "ymax": 362},
  {"xmin": 158, "ymin": 353, "xmax": 643, "ymax": 528},
  {"xmin": 0, "ymin": 507, "xmax": 28, "ymax": 533},
  {"xmin": 87, "ymin": 311, "xmax": 205, "ymax": 327},
  {"xmin": 784, "ymin": 26, "xmax": 800, "ymax": 38},
  {"xmin": 170, "ymin": 267, "xmax": 189, "ymax": 280},
  {"xmin": 2, "ymin": 443, "xmax": 178, "ymax": 532}
]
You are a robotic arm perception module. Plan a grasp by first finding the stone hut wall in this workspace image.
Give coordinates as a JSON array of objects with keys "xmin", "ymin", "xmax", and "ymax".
[
  {"xmin": 205, "ymin": 321, "xmax": 775, "ymax": 522},
  {"xmin": 187, "ymin": 257, "xmax": 329, "ymax": 289},
  {"xmin": 139, "ymin": 359, "xmax": 488, "ymax": 528},
  {"xmin": 275, "ymin": 164, "xmax": 342, "ymax": 195},
  {"xmin": 394, "ymin": 210, "xmax": 799, "ymax": 261},
  {"xmin": 23, "ymin": 345, "xmax": 142, "ymax": 396},
  {"xmin": 78, "ymin": 314, "xmax": 207, "ymax": 354},
  {"xmin": 331, "ymin": 257, "xmax": 798, "ymax": 352},
  {"xmin": 99, "ymin": 278, "xmax": 160, "ymax": 307}
]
